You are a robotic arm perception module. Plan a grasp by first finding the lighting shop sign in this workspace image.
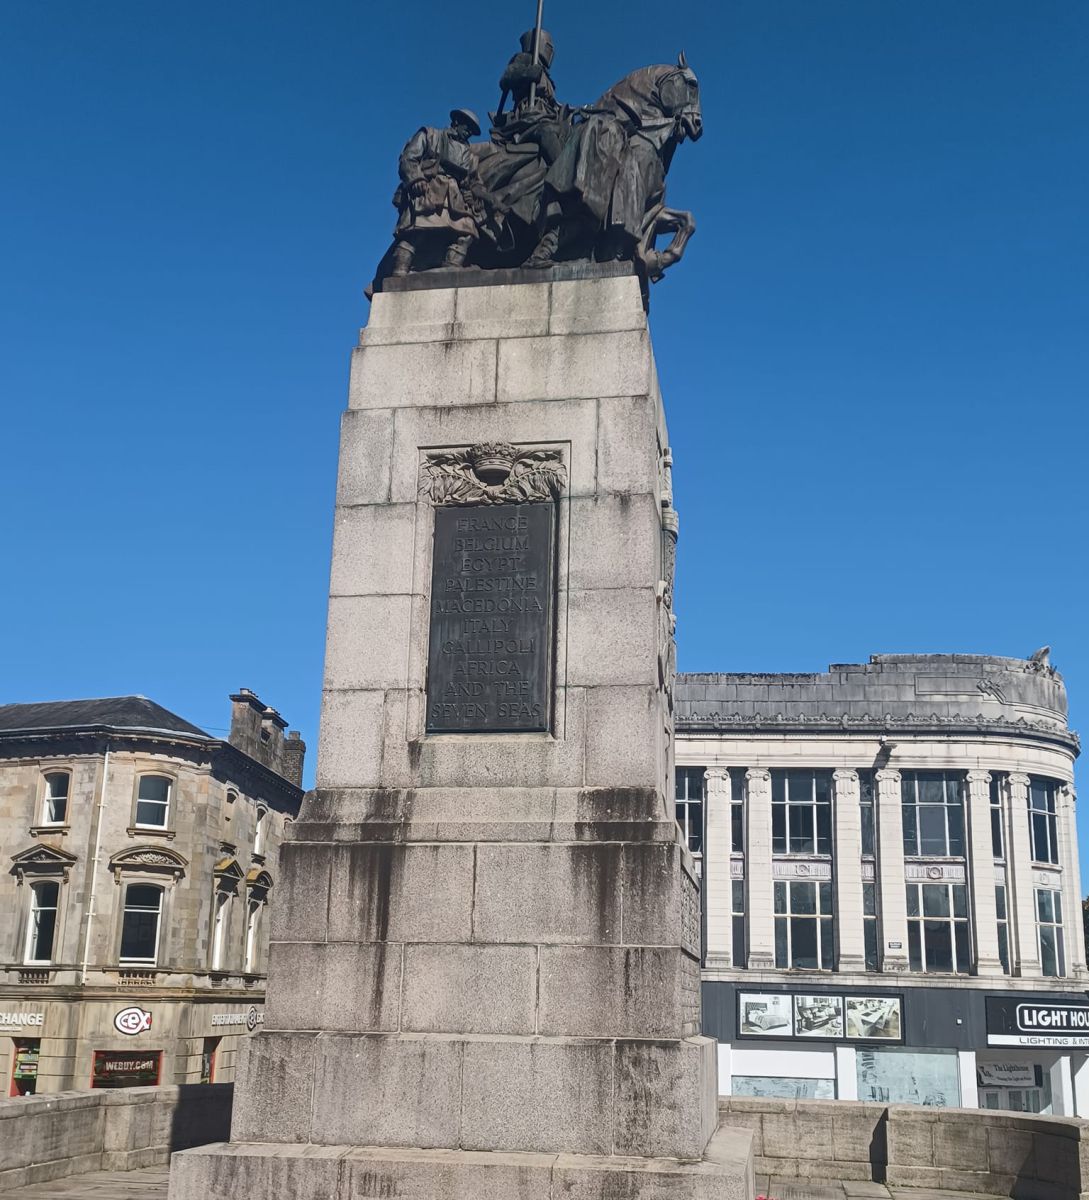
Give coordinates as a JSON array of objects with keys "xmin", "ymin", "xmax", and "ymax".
[{"xmin": 986, "ymin": 997, "xmax": 1089, "ymax": 1047}]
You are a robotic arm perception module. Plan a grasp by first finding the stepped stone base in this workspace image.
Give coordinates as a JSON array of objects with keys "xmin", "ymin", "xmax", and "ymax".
[{"xmin": 170, "ymin": 1124, "xmax": 755, "ymax": 1200}]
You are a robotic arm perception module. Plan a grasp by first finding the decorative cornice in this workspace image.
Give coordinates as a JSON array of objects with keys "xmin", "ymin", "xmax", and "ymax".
[
  {"xmin": 108, "ymin": 845, "xmax": 188, "ymax": 879},
  {"xmin": 421, "ymin": 442, "xmax": 566, "ymax": 506},
  {"xmin": 11, "ymin": 844, "xmax": 79, "ymax": 882},
  {"xmin": 676, "ymin": 710, "xmax": 1079, "ymax": 753}
]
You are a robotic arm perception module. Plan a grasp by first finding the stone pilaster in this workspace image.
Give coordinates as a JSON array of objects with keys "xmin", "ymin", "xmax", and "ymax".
[
  {"xmin": 745, "ymin": 768, "xmax": 774, "ymax": 970},
  {"xmin": 1006, "ymin": 773, "xmax": 1041, "ymax": 977},
  {"xmin": 833, "ymin": 770, "xmax": 865, "ymax": 973},
  {"xmin": 1059, "ymin": 784, "xmax": 1085, "ymax": 978},
  {"xmin": 875, "ymin": 769, "xmax": 909, "ymax": 973},
  {"xmin": 966, "ymin": 770, "xmax": 1003, "ymax": 976},
  {"xmin": 703, "ymin": 767, "xmax": 733, "ymax": 970}
]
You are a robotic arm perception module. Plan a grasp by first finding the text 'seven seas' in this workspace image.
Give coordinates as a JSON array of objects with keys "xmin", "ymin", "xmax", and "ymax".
[{"xmin": 426, "ymin": 502, "xmax": 554, "ymax": 733}]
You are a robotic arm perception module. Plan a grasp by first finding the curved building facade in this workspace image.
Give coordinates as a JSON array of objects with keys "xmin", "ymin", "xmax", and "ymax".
[{"xmin": 676, "ymin": 652, "xmax": 1085, "ymax": 1113}]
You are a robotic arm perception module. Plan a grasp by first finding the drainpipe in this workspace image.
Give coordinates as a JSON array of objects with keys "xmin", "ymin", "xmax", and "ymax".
[{"xmin": 80, "ymin": 741, "xmax": 110, "ymax": 985}]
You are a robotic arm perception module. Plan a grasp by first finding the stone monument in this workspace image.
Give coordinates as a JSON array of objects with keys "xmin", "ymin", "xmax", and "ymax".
[{"xmin": 170, "ymin": 20, "xmax": 753, "ymax": 1200}]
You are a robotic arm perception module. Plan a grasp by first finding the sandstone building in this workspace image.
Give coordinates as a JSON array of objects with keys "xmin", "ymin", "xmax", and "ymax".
[
  {"xmin": 676, "ymin": 652, "xmax": 1086, "ymax": 1115},
  {"xmin": 0, "ymin": 689, "xmax": 303, "ymax": 1094}
]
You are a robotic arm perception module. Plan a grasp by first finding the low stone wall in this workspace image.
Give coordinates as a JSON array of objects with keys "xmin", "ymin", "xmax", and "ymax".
[
  {"xmin": 0, "ymin": 1083, "xmax": 232, "ymax": 1193},
  {"xmin": 719, "ymin": 1097, "xmax": 1089, "ymax": 1199}
]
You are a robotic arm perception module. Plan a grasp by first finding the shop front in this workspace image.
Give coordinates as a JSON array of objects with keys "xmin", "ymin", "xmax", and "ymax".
[
  {"xmin": 705, "ymin": 982, "xmax": 1089, "ymax": 1114},
  {"xmin": 1, "ymin": 1009, "xmax": 46, "ymax": 1097}
]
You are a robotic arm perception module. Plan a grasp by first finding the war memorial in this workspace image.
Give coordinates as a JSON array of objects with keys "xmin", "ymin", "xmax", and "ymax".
[{"xmin": 168, "ymin": 16, "xmax": 758, "ymax": 1200}]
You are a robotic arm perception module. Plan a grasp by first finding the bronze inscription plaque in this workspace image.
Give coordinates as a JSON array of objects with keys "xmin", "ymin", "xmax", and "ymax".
[{"xmin": 426, "ymin": 502, "xmax": 554, "ymax": 733}]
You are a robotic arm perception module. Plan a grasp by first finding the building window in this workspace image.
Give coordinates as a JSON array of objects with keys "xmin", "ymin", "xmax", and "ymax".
[
  {"xmin": 859, "ymin": 770, "xmax": 876, "ymax": 857},
  {"xmin": 201, "ymin": 1038, "xmax": 220, "ymax": 1084},
  {"xmin": 210, "ymin": 888, "xmax": 232, "ymax": 971},
  {"xmin": 730, "ymin": 771, "xmax": 746, "ymax": 854},
  {"xmin": 1028, "ymin": 778, "xmax": 1059, "ymax": 866},
  {"xmin": 731, "ymin": 879, "xmax": 746, "ymax": 968},
  {"xmin": 1037, "ymin": 888, "xmax": 1065, "ymax": 977},
  {"xmin": 906, "ymin": 882, "xmax": 970, "ymax": 974},
  {"xmin": 253, "ymin": 806, "xmax": 269, "ymax": 857},
  {"xmin": 24, "ymin": 881, "xmax": 60, "ymax": 964},
  {"xmin": 135, "ymin": 776, "xmax": 171, "ymax": 829},
  {"xmin": 244, "ymin": 897, "xmax": 264, "ymax": 974},
  {"xmin": 772, "ymin": 770, "xmax": 833, "ymax": 856},
  {"xmin": 990, "ymin": 775, "xmax": 1005, "ymax": 860},
  {"xmin": 41, "ymin": 772, "xmax": 70, "ymax": 825},
  {"xmin": 863, "ymin": 881, "xmax": 879, "ymax": 971},
  {"xmin": 675, "ymin": 767, "xmax": 704, "ymax": 857},
  {"xmin": 901, "ymin": 772, "xmax": 965, "ymax": 858},
  {"xmin": 996, "ymin": 884, "xmax": 1010, "ymax": 974},
  {"xmin": 119, "ymin": 884, "xmax": 163, "ymax": 964},
  {"xmin": 774, "ymin": 880, "xmax": 834, "ymax": 970}
]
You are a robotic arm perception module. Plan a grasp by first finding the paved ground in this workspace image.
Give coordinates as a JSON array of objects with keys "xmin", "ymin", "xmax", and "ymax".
[
  {"xmin": 2, "ymin": 1167, "xmax": 169, "ymax": 1197},
  {"xmin": 757, "ymin": 1181, "xmax": 1005, "ymax": 1200},
  {"xmin": 0, "ymin": 1167, "xmax": 1007, "ymax": 1199}
]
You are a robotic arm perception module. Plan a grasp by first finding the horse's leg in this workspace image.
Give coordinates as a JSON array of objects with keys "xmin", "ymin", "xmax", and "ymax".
[{"xmin": 637, "ymin": 205, "xmax": 697, "ymax": 281}]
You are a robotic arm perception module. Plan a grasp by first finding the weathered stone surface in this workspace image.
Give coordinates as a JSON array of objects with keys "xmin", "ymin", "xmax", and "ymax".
[
  {"xmin": 454, "ymin": 281, "xmax": 551, "ymax": 340},
  {"xmin": 550, "ymin": 276, "xmax": 647, "ymax": 337},
  {"xmin": 459, "ymin": 1038, "xmax": 615, "ymax": 1155},
  {"xmin": 324, "ymin": 595, "xmax": 413, "ymax": 690},
  {"xmin": 582, "ymin": 685, "xmax": 662, "ymax": 789},
  {"xmin": 348, "ymin": 339, "xmax": 498, "ymax": 409},
  {"xmin": 328, "ymin": 503, "xmax": 417, "ymax": 597},
  {"xmin": 565, "ymin": 494, "xmax": 661, "ymax": 592},
  {"xmin": 324, "ymin": 842, "xmax": 476, "ymax": 944},
  {"xmin": 229, "ymin": 1034, "xmax": 316, "ymax": 1143},
  {"xmin": 538, "ymin": 947, "xmax": 687, "ymax": 1039},
  {"xmin": 565, "ymin": 588, "xmax": 658, "ymax": 686},
  {"xmin": 401, "ymin": 944, "xmax": 537, "ymax": 1034},
  {"xmin": 171, "ymin": 1132, "xmax": 755, "ymax": 1200},
  {"xmin": 613, "ymin": 1037, "xmax": 717, "ymax": 1160},
  {"xmin": 311, "ymin": 1034, "xmax": 463, "ymax": 1149},
  {"xmin": 336, "ymin": 410, "xmax": 396, "ymax": 506},
  {"xmin": 472, "ymin": 843, "xmax": 623, "ymax": 945},
  {"xmin": 596, "ymin": 395, "xmax": 663, "ymax": 497},
  {"xmin": 170, "ymin": 1143, "xmax": 346, "ymax": 1200},
  {"xmin": 496, "ymin": 330, "xmax": 652, "ymax": 403},
  {"xmin": 314, "ymin": 689, "xmax": 386, "ymax": 789},
  {"xmin": 265, "ymin": 941, "xmax": 402, "ymax": 1033}
]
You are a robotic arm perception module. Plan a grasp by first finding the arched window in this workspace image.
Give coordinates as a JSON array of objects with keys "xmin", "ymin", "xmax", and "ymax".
[
  {"xmin": 25, "ymin": 881, "xmax": 60, "ymax": 964},
  {"xmin": 243, "ymin": 896, "xmax": 263, "ymax": 974},
  {"xmin": 253, "ymin": 806, "xmax": 268, "ymax": 857},
  {"xmin": 42, "ymin": 772, "xmax": 70, "ymax": 825},
  {"xmin": 210, "ymin": 888, "xmax": 232, "ymax": 971},
  {"xmin": 135, "ymin": 776, "xmax": 171, "ymax": 829},
  {"xmin": 119, "ymin": 884, "xmax": 163, "ymax": 964}
]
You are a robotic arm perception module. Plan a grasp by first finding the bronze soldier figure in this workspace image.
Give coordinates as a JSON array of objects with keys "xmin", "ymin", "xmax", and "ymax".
[{"xmin": 387, "ymin": 108, "xmax": 483, "ymax": 277}]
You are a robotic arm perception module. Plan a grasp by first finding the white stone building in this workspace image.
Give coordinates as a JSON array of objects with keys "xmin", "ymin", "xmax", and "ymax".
[
  {"xmin": 676, "ymin": 652, "xmax": 1087, "ymax": 1114},
  {"xmin": 0, "ymin": 690, "xmax": 303, "ymax": 1094}
]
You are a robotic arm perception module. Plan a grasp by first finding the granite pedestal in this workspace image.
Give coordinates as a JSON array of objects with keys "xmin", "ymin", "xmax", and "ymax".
[{"xmin": 169, "ymin": 267, "xmax": 754, "ymax": 1199}]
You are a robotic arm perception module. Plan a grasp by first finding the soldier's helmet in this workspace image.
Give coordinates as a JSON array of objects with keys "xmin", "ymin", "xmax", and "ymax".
[
  {"xmin": 519, "ymin": 28, "xmax": 555, "ymax": 68},
  {"xmin": 449, "ymin": 108, "xmax": 482, "ymax": 137}
]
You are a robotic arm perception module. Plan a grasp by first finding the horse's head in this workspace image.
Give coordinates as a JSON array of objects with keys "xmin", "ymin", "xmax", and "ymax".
[{"xmin": 658, "ymin": 52, "xmax": 702, "ymax": 143}]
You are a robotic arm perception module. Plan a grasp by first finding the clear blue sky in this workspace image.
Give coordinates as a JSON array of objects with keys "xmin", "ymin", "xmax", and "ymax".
[{"xmin": 2, "ymin": 3, "xmax": 1087, "ymax": 869}]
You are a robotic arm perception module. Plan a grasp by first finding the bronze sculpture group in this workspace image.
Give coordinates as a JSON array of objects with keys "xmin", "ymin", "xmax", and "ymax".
[{"xmin": 369, "ymin": 29, "xmax": 702, "ymax": 294}]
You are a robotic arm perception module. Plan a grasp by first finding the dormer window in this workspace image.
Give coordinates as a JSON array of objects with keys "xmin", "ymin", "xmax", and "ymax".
[
  {"xmin": 41, "ymin": 772, "xmax": 70, "ymax": 825},
  {"xmin": 135, "ymin": 776, "xmax": 171, "ymax": 829}
]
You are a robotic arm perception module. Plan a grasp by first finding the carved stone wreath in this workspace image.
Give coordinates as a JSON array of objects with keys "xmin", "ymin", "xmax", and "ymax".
[{"xmin": 421, "ymin": 441, "xmax": 566, "ymax": 506}]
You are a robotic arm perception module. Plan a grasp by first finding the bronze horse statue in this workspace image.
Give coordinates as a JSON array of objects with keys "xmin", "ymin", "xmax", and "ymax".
[
  {"xmin": 522, "ymin": 54, "xmax": 703, "ymax": 278},
  {"xmin": 369, "ymin": 53, "xmax": 702, "ymax": 291}
]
